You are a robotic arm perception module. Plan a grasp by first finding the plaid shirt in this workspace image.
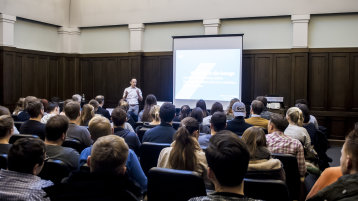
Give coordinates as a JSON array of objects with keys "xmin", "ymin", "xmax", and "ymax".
[
  {"xmin": 265, "ymin": 131, "xmax": 306, "ymax": 176},
  {"xmin": 0, "ymin": 169, "xmax": 53, "ymax": 201}
]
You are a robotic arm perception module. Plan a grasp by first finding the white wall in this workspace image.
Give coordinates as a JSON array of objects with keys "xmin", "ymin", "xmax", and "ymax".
[
  {"xmin": 309, "ymin": 14, "xmax": 358, "ymax": 48},
  {"xmin": 80, "ymin": 26, "xmax": 129, "ymax": 53},
  {"xmin": 14, "ymin": 19, "xmax": 59, "ymax": 52}
]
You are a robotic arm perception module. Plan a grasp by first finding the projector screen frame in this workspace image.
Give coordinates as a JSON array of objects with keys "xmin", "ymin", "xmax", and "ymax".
[{"xmin": 172, "ymin": 34, "xmax": 244, "ymax": 110}]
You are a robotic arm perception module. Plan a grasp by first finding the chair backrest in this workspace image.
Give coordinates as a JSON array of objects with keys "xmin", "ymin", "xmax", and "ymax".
[
  {"xmin": 0, "ymin": 154, "xmax": 8, "ymax": 169},
  {"xmin": 136, "ymin": 126, "xmax": 152, "ymax": 143},
  {"xmin": 13, "ymin": 121, "xmax": 24, "ymax": 130},
  {"xmin": 39, "ymin": 159, "xmax": 70, "ymax": 184},
  {"xmin": 272, "ymin": 153, "xmax": 301, "ymax": 200},
  {"xmin": 139, "ymin": 142, "xmax": 170, "ymax": 175},
  {"xmin": 9, "ymin": 134, "xmax": 39, "ymax": 144},
  {"xmin": 244, "ymin": 178, "xmax": 291, "ymax": 201},
  {"xmin": 245, "ymin": 167, "xmax": 285, "ymax": 181},
  {"xmin": 62, "ymin": 139, "xmax": 87, "ymax": 153},
  {"xmin": 148, "ymin": 167, "xmax": 206, "ymax": 201}
]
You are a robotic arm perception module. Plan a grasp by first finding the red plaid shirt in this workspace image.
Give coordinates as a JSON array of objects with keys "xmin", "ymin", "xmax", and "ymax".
[{"xmin": 266, "ymin": 131, "xmax": 306, "ymax": 176}]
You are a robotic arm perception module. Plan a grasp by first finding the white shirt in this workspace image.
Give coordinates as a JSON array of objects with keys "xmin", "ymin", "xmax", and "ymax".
[{"xmin": 123, "ymin": 86, "xmax": 142, "ymax": 105}]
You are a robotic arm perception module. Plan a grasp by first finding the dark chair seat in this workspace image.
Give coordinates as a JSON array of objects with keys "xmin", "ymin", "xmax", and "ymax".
[
  {"xmin": 139, "ymin": 142, "xmax": 170, "ymax": 175},
  {"xmin": 147, "ymin": 167, "xmax": 206, "ymax": 201},
  {"xmin": 0, "ymin": 154, "xmax": 7, "ymax": 169},
  {"xmin": 136, "ymin": 126, "xmax": 153, "ymax": 142},
  {"xmin": 62, "ymin": 139, "xmax": 87, "ymax": 154},
  {"xmin": 9, "ymin": 134, "xmax": 39, "ymax": 144},
  {"xmin": 244, "ymin": 178, "xmax": 291, "ymax": 201},
  {"xmin": 39, "ymin": 159, "xmax": 70, "ymax": 184},
  {"xmin": 245, "ymin": 167, "xmax": 285, "ymax": 181}
]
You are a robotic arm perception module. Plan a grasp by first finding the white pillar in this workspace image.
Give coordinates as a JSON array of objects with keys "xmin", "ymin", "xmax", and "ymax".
[
  {"xmin": 58, "ymin": 27, "xmax": 80, "ymax": 53},
  {"xmin": 128, "ymin": 23, "xmax": 145, "ymax": 52},
  {"xmin": 291, "ymin": 14, "xmax": 310, "ymax": 48},
  {"xmin": 0, "ymin": 14, "xmax": 16, "ymax": 46},
  {"xmin": 203, "ymin": 19, "xmax": 221, "ymax": 35}
]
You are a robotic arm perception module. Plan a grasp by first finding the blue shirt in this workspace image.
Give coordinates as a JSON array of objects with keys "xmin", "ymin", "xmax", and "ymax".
[
  {"xmin": 142, "ymin": 122, "xmax": 176, "ymax": 143},
  {"xmin": 79, "ymin": 146, "xmax": 147, "ymax": 191}
]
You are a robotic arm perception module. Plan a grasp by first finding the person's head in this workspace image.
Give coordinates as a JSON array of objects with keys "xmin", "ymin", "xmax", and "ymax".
[
  {"xmin": 210, "ymin": 112, "xmax": 227, "ymax": 133},
  {"xmin": 256, "ymin": 96, "xmax": 268, "ymax": 107},
  {"xmin": 0, "ymin": 115, "xmax": 14, "ymax": 140},
  {"xmin": 144, "ymin": 94, "xmax": 157, "ymax": 106},
  {"xmin": 47, "ymin": 102, "xmax": 59, "ymax": 114},
  {"xmin": 0, "ymin": 106, "xmax": 11, "ymax": 116},
  {"xmin": 24, "ymin": 96, "xmax": 38, "ymax": 109},
  {"xmin": 159, "ymin": 102, "xmax": 176, "ymax": 123},
  {"xmin": 80, "ymin": 104, "xmax": 95, "ymax": 126},
  {"xmin": 232, "ymin": 101, "xmax": 246, "ymax": 118},
  {"xmin": 130, "ymin": 78, "xmax": 137, "ymax": 88},
  {"xmin": 89, "ymin": 99, "xmax": 99, "ymax": 112},
  {"xmin": 45, "ymin": 115, "xmax": 69, "ymax": 143},
  {"xmin": 295, "ymin": 103, "xmax": 310, "ymax": 124},
  {"xmin": 14, "ymin": 97, "xmax": 25, "ymax": 112},
  {"xmin": 295, "ymin": 99, "xmax": 308, "ymax": 106},
  {"xmin": 341, "ymin": 128, "xmax": 358, "ymax": 175},
  {"xmin": 27, "ymin": 100, "xmax": 44, "ymax": 118},
  {"xmin": 226, "ymin": 98, "xmax": 240, "ymax": 115},
  {"xmin": 95, "ymin": 95, "xmax": 105, "ymax": 106},
  {"xmin": 142, "ymin": 94, "xmax": 157, "ymax": 122},
  {"xmin": 150, "ymin": 105, "xmax": 161, "ymax": 123},
  {"xmin": 210, "ymin": 102, "xmax": 224, "ymax": 115},
  {"xmin": 88, "ymin": 115, "xmax": 112, "ymax": 142},
  {"xmin": 286, "ymin": 107, "xmax": 304, "ymax": 126},
  {"xmin": 118, "ymin": 99, "xmax": 129, "ymax": 112},
  {"xmin": 88, "ymin": 135, "xmax": 128, "ymax": 175},
  {"xmin": 205, "ymin": 130, "xmax": 250, "ymax": 188},
  {"xmin": 111, "ymin": 107, "xmax": 127, "ymax": 127},
  {"xmin": 268, "ymin": 113, "xmax": 289, "ymax": 133},
  {"xmin": 41, "ymin": 99, "xmax": 49, "ymax": 112},
  {"xmin": 64, "ymin": 101, "xmax": 81, "ymax": 121},
  {"xmin": 191, "ymin": 107, "xmax": 204, "ymax": 123},
  {"xmin": 196, "ymin": 99, "xmax": 208, "ymax": 116},
  {"xmin": 60, "ymin": 99, "xmax": 73, "ymax": 113},
  {"xmin": 169, "ymin": 117, "xmax": 200, "ymax": 171},
  {"xmin": 242, "ymin": 127, "xmax": 267, "ymax": 160},
  {"xmin": 8, "ymin": 138, "xmax": 46, "ymax": 175},
  {"xmin": 179, "ymin": 105, "xmax": 191, "ymax": 121},
  {"xmin": 72, "ymin": 94, "xmax": 82, "ymax": 103},
  {"xmin": 250, "ymin": 100, "xmax": 264, "ymax": 115}
]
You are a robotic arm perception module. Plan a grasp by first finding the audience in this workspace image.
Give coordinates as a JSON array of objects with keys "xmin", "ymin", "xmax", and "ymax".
[
  {"xmin": 265, "ymin": 113, "xmax": 306, "ymax": 176},
  {"xmin": 202, "ymin": 102, "xmax": 224, "ymax": 126},
  {"xmin": 307, "ymin": 128, "xmax": 358, "ymax": 201},
  {"xmin": 245, "ymin": 100, "xmax": 269, "ymax": 130},
  {"xmin": 79, "ymin": 115, "xmax": 147, "ymax": 192},
  {"xmin": 226, "ymin": 101, "xmax": 252, "ymax": 136},
  {"xmin": 17, "ymin": 96, "xmax": 38, "ymax": 121},
  {"xmin": 80, "ymin": 104, "xmax": 95, "ymax": 126},
  {"xmin": 64, "ymin": 102, "xmax": 92, "ymax": 147},
  {"xmin": 12, "ymin": 97, "xmax": 25, "ymax": 116},
  {"xmin": 157, "ymin": 117, "xmax": 209, "ymax": 185},
  {"xmin": 71, "ymin": 94, "xmax": 82, "ymax": 104},
  {"xmin": 196, "ymin": 99, "xmax": 209, "ymax": 117},
  {"xmin": 118, "ymin": 99, "xmax": 136, "ymax": 129},
  {"xmin": 41, "ymin": 102, "xmax": 60, "ymax": 124},
  {"xmin": 19, "ymin": 100, "xmax": 46, "ymax": 140},
  {"xmin": 59, "ymin": 99, "xmax": 72, "ymax": 116},
  {"xmin": 40, "ymin": 99, "xmax": 49, "ymax": 115},
  {"xmin": 226, "ymin": 98, "xmax": 240, "ymax": 121},
  {"xmin": 95, "ymin": 95, "xmax": 111, "ymax": 120},
  {"xmin": 142, "ymin": 102, "xmax": 176, "ymax": 143},
  {"xmin": 45, "ymin": 115, "xmax": 79, "ymax": 171},
  {"xmin": 173, "ymin": 104, "xmax": 190, "ymax": 122},
  {"xmin": 112, "ymin": 107, "xmax": 141, "ymax": 155},
  {"xmin": 0, "ymin": 115, "xmax": 14, "ymax": 154},
  {"xmin": 189, "ymin": 131, "xmax": 256, "ymax": 201},
  {"xmin": 255, "ymin": 96, "xmax": 272, "ymax": 120},
  {"xmin": 89, "ymin": 99, "xmax": 99, "ymax": 113},
  {"xmin": 138, "ymin": 94, "xmax": 157, "ymax": 122},
  {"xmin": 0, "ymin": 138, "xmax": 53, "ymax": 200},
  {"xmin": 46, "ymin": 135, "xmax": 141, "ymax": 201},
  {"xmin": 198, "ymin": 112, "xmax": 227, "ymax": 148},
  {"xmin": 0, "ymin": 106, "xmax": 19, "ymax": 134},
  {"xmin": 295, "ymin": 99, "xmax": 319, "ymax": 129},
  {"xmin": 148, "ymin": 105, "xmax": 161, "ymax": 125},
  {"xmin": 191, "ymin": 107, "xmax": 210, "ymax": 134}
]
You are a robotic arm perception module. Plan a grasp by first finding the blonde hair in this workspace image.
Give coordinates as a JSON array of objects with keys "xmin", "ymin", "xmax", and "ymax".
[
  {"xmin": 150, "ymin": 105, "xmax": 160, "ymax": 122},
  {"xmin": 88, "ymin": 115, "xmax": 111, "ymax": 141},
  {"xmin": 286, "ymin": 107, "xmax": 304, "ymax": 126}
]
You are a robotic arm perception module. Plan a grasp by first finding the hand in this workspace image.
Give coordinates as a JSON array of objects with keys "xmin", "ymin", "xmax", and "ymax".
[{"xmin": 125, "ymin": 91, "xmax": 129, "ymax": 96}]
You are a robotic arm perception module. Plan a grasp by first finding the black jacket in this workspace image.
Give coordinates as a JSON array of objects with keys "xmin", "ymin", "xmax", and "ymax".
[
  {"xmin": 114, "ymin": 127, "xmax": 141, "ymax": 155},
  {"xmin": 226, "ymin": 117, "xmax": 252, "ymax": 136},
  {"xmin": 95, "ymin": 107, "xmax": 111, "ymax": 121}
]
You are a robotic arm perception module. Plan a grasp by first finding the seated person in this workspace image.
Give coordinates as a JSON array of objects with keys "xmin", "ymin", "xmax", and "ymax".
[
  {"xmin": 226, "ymin": 101, "xmax": 252, "ymax": 136},
  {"xmin": 19, "ymin": 100, "xmax": 46, "ymax": 140},
  {"xmin": 173, "ymin": 105, "xmax": 190, "ymax": 122},
  {"xmin": 138, "ymin": 94, "xmax": 157, "ymax": 122},
  {"xmin": 64, "ymin": 101, "xmax": 92, "ymax": 147},
  {"xmin": 95, "ymin": 95, "xmax": 111, "ymax": 120},
  {"xmin": 45, "ymin": 115, "xmax": 80, "ymax": 171},
  {"xmin": 79, "ymin": 115, "xmax": 147, "ymax": 192},
  {"xmin": 242, "ymin": 127, "xmax": 285, "ymax": 181},
  {"xmin": 112, "ymin": 107, "xmax": 141, "ymax": 155},
  {"xmin": 142, "ymin": 102, "xmax": 176, "ymax": 143},
  {"xmin": 198, "ymin": 112, "xmax": 227, "ymax": 149},
  {"xmin": 0, "ymin": 105, "xmax": 19, "ymax": 134},
  {"xmin": 189, "ymin": 131, "xmax": 257, "ymax": 201},
  {"xmin": 46, "ymin": 135, "xmax": 141, "ymax": 201},
  {"xmin": 0, "ymin": 115, "xmax": 14, "ymax": 154},
  {"xmin": 307, "ymin": 128, "xmax": 358, "ymax": 201},
  {"xmin": 157, "ymin": 117, "xmax": 209, "ymax": 185},
  {"xmin": 118, "ymin": 99, "xmax": 136, "ymax": 131},
  {"xmin": 148, "ymin": 105, "xmax": 160, "ymax": 126},
  {"xmin": 41, "ymin": 102, "xmax": 60, "ymax": 124},
  {"xmin": 12, "ymin": 97, "xmax": 25, "ymax": 117},
  {"xmin": 196, "ymin": 99, "xmax": 209, "ymax": 117},
  {"xmin": 245, "ymin": 100, "xmax": 269, "ymax": 130},
  {"xmin": 17, "ymin": 96, "xmax": 38, "ymax": 122},
  {"xmin": 202, "ymin": 102, "xmax": 224, "ymax": 126},
  {"xmin": 0, "ymin": 138, "xmax": 53, "ymax": 200},
  {"xmin": 295, "ymin": 99, "xmax": 319, "ymax": 129},
  {"xmin": 265, "ymin": 113, "xmax": 306, "ymax": 177},
  {"xmin": 255, "ymin": 96, "xmax": 273, "ymax": 120},
  {"xmin": 191, "ymin": 107, "xmax": 210, "ymax": 134},
  {"xmin": 80, "ymin": 104, "xmax": 95, "ymax": 126}
]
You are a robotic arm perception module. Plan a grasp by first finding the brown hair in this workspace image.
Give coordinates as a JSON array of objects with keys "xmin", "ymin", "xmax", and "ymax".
[
  {"xmin": 141, "ymin": 94, "xmax": 157, "ymax": 122},
  {"xmin": 111, "ymin": 107, "xmax": 127, "ymax": 126},
  {"xmin": 0, "ymin": 115, "xmax": 14, "ymax": 138},
  {"xmin": 13, "ymin": 98, "xmax": 25, "ymax": 115},
  {"xmin": 242, "ymin": 127, "xmax": 267, "ymax": 159},
  {"xmin": 64, "ymin": 101, "xmax": 81, "ymax": 120},
  {"xmin": 344, "ymin": 128, "xmax": 358, "ymax": 167},
  {"xmin": 88, "ymin": 115, "xmax": 112, "ymax": 142},
  {"xmin": 80, "ymin": 104, "xmax": 95, "ymax": 126},
  {"xmin": 89, "ymin": 99, "xmax": 99, "ymax": 112},
  {"xmin": 269, "ymin": 113, "xmax": 289, "ymax": 132},
  {"xmin": 118, "ymin": 99, "xmax": 129, "ymax": 112},
  {"xmin": 226, "ymin": 98, "xmax": 239, "ymax": 116}
]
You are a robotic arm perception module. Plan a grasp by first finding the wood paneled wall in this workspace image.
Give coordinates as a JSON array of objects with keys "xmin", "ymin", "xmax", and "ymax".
[{"xmin": 1, "ymin": 46, "xmax": 358, "ymax": 139}]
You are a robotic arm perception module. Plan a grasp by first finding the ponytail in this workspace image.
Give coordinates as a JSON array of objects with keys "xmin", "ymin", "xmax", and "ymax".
[{"xmin": 287, "ymin": 107, "xmax": 304, "ymax": 126}]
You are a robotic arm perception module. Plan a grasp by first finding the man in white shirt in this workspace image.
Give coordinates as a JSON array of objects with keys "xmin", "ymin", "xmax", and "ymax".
[{"xmin": 123, "ymin": 78, "xmax": 143, "ymax": 116}]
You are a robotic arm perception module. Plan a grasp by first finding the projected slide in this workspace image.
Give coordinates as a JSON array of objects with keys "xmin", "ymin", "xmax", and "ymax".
[{"xmin": 175, "ymin": 49, "xmax": 241, "ymax": 101}]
